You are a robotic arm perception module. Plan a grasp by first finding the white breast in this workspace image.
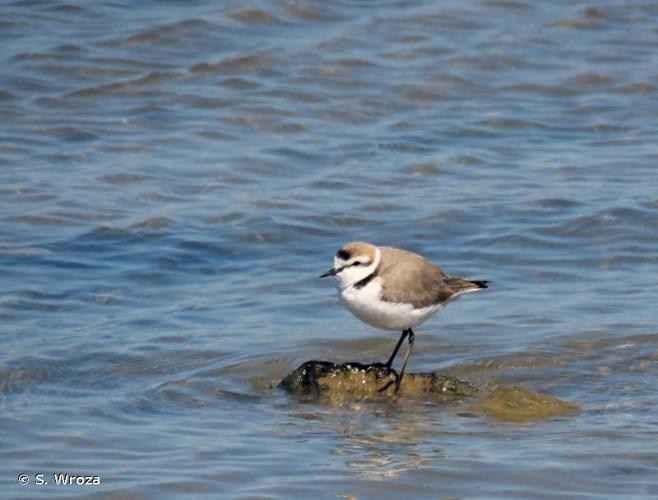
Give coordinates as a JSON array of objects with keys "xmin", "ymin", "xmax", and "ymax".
[{"xmin": 339, "ymin": 277, "xmax": 444, "ymax": 331}]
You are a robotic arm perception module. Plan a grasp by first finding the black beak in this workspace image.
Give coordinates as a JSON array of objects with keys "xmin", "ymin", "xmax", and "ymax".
[{"xmin": 320, "ymin": 267, "xmax": 338, "ymax": 278}]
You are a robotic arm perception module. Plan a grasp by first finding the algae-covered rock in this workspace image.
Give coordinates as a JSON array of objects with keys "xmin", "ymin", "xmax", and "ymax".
[
  {"xmin": 280, "ymin": 361, "xmax": 580, "ymax": 422},
  {"xmin": 280, "ymin": 360, "xmax": 477, "ymax": 399}
]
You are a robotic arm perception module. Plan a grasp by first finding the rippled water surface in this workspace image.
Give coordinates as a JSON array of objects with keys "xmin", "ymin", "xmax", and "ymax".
[{"xmin": 2, "ymin": 0, "xmax": 658, "ymax": 497}]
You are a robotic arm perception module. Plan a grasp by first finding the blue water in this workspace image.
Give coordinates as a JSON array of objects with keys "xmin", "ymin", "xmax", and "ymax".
[{"xmin": 1, "ymin": 0, "xmax": 657, "ymax": 497}]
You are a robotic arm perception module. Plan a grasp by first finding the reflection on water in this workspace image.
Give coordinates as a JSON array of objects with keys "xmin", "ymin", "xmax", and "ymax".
[{"xmin": 2, "ymin": 0, "xmax": 658, "ymax": 497}]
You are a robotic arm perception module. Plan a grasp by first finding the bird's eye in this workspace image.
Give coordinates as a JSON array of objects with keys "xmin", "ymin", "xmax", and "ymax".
[{"xmin": 352, "ymin": 261, "xmax": 361, "ymax": 266}]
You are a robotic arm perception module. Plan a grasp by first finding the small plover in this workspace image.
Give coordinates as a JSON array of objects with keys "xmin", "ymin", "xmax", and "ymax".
[{"xmin": 321, "ymin": 242, "xmax": 488, "ymax": 392}]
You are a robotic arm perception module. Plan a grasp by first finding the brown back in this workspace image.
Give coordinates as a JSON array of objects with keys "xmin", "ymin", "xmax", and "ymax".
[{"xmin": 378, "ymin": 247, "xmax": 480, "ymax": 308}]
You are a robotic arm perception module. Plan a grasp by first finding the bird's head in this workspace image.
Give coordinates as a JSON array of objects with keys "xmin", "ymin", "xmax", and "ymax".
[{"xmin": 320, "ymin": 242, "xmax": 380, "ymax": 288}]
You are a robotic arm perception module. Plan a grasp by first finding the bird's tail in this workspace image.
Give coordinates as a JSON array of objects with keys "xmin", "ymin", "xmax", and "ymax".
[{"xmin": 445, "ymin": 278, "xmax": 489, "ymax": 295}]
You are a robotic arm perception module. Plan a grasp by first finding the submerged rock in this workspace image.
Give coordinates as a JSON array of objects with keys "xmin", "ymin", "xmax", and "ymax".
[
  {"xmin": 280, "ymin": 360, "xmax": 581, "ymax": 422},
  {"xmin": 467, "ymin": 386, "xmax": 581, "ymax": 422}
]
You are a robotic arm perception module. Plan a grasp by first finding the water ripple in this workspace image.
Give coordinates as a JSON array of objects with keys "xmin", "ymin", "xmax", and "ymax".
[{"xmin": 2, "ymin": 0, "xmax": 658, "ymax": 497}]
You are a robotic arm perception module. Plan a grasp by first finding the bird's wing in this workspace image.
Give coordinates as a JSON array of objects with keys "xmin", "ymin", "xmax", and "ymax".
[{"xmin": 378, "ymin": 247, "xmax": 455, "ymax": 309}]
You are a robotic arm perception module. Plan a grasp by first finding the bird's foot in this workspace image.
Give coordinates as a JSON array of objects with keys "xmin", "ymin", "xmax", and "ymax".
[{"xmin": 378, "ymin": 371, "xmax": 401, "ymax": 394}]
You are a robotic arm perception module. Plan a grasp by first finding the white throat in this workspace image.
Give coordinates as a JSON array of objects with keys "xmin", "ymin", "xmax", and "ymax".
[{"xmin": 335, "ymin": 248, "xmax": 381, "ymax": 289}]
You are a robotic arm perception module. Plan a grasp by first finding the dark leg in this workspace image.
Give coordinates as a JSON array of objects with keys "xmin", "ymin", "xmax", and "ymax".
[
  {"xmin": 395, "ymin": 329, "xmax": 415, "ymax": 393},
  {"xmin": 379, "ymin": 328, "xmax": 414, "ymax": 393},
  {"xmin": 385, "ymin": 329, "xmax": 410, "ymax": 368}
]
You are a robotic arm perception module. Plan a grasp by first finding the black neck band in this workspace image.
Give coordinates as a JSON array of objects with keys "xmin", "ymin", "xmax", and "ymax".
[{"xmin": 353, "ymin": 271, "xmax": 377, "ymax": 289}]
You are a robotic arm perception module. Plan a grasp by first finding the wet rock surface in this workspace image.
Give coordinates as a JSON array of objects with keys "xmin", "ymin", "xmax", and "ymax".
[
  {"xmin": 281, "ymin": 361, "xmax": 580, "ymax": 422},
  {"xmin": 281, "ymin": 360, "xmax": 479, "ymax": 398}
]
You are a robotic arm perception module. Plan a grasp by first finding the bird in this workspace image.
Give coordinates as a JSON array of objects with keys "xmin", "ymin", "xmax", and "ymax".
[{"xmin": 320, "ymin": 242, "xmax": 488, "ymax": 393}]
